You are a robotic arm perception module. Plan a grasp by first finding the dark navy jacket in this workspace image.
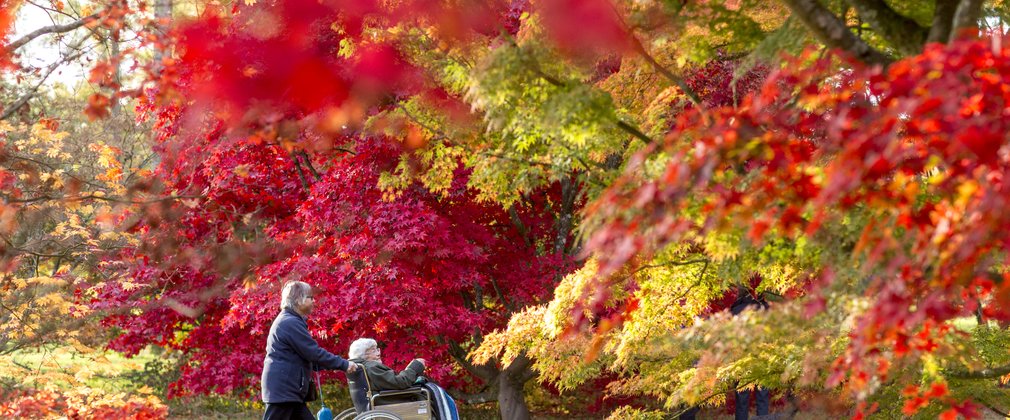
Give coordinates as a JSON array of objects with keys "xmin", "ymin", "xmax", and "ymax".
[{"xmin": 261, "ymin": 309, "xmax": 350, "ymax": 403}]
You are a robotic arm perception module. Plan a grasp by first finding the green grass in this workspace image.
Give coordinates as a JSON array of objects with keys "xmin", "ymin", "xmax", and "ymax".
[
  {"xmin": 0, "ymin": 345, "xmax": 263, "ymax": 418},
  {"xmin": 1, "ymin": 345, "xmax": 503, "ymax": 418},
  {"xmin": 2, "ymin": 345, "xmax": 567, "ymax": 418},
  {"xmin": 948, "ymin": 315, "xmax": 1004, "ymax": 332},
  {"xmin": 0, "ymin": 344, "xmax": 158, "ymax": 393}
]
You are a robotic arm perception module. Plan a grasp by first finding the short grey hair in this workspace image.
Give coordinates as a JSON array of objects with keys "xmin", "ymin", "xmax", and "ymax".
[
  {"xmin": 280, "ymin": 281, "xmax": 312, "ymax": 312},
  {"xmin": 349, "ymin": 338, "xmax": 377, "ymax": 360}
]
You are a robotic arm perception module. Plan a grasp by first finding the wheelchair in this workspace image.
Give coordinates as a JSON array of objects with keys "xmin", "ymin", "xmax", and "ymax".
[{"xmin": 335, "ymin": 364, "xmax": 433, "ymax": 420}]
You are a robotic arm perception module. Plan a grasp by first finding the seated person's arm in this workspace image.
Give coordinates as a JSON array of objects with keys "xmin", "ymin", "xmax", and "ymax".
[{"xmin": 367, "ymin": 359, "xmax": 425, "ymax": 390}]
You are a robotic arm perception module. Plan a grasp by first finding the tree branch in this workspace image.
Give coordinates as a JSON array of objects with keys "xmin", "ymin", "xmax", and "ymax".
[
  {"xmin": 519, "ymin": 365, "xmax": 538, "ymax": 383},
  {"xmin": 3, "ymin": 12, "xmax": 100, "ymax": 53},
  {"xmin": 0, "ymin": 233, "xmax": 85, "ymax": 259},
  {"xmin": 508, "ymin": 205, "xmax": 533, "ymax": 248},
  {"xmin": 554, "ymin": 175, "xmax": 576, "ymax": 255},
  {"xmin": 946, "ymin": 363, "xmax": 1010, "ymax": 379},
  {"xmin": 289, "ymin": 151, "xmax": 312, "ymax": 192},
  {"xmin": 781, "ymin": 0, "xmax": 892, "ymax": 65},
  {"xmin": 513, "ymin": 42, "xmax": 658, "ymax": 145},
  {"xmin": 672, "ymin": 383, "xmax": 744, "ymax": 418},
  {"xmin": 845, "ymin": 0, "xmax": 927, "ymax": 56},
  {"xmin": 442, "ymin": 337, "xmax": 498, "ymax": 381},
  {"xmin": 2, "ymin": 192, "xmax": 203, "ymax": 205},
  {"xmin": 25, "ymin": 0, "xmax": 80, "ymax": 21},
  {"xmin": 2, "ymin": 46, "xmax": 88, "ymax": 121},
  {"xmin": 984, "ymin": 402, "xmax": 1010, "ymax": 418},
  {"xmin": 631, "ymin": 42, "xmax": 704, "ymax": 108},
  {"xmin": 7, "ymin": 153, "xmax": 112, "ymax": 191},
  {"xmin": 489, "ymin": 276, "xmax": 515, "ymax": 312},
  {"xmin": 297, "ymin": 151, "xmax": 322, "ymax": 181},
  {"xmin": 632, "ymin": 258, "xmax": 709, "ymax": 275},
  {"xmin": 504, "ymin": 352, "xmax": 534, "ymax": 381},
  {"xmin": 478, "ymin": 151, "xmax": 553, "ymax": 168},
  {"xmin": 614, "ymin": 120, "xmax": 655, "ymax": 145}
]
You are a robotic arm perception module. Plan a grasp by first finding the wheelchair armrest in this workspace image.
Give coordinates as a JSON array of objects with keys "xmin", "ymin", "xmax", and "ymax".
[
  {"xmin": 373, "ymin": 386, "xmax": 427, "ymax": 398},
  {"xmin": 371, "ymin": 386, "xmax": 430, "ymax": 405}
]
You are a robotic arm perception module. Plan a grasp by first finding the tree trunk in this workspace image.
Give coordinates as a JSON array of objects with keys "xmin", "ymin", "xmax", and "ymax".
[
  {"xmin": 781, "ymin": 0, "xmax": 892, "ymax": 66},
  {"xmin": 497, "ymin": 353, "xmax": 536, "ymax": 419},
  {"xmin": 554, "ymin": 175, "xmax": 577, "ymax": 255},
  {"xmin": 152, "ymin": 0, "xmax": 172, "ymax": 71},
  {"xmin": 497, "ymin": 371, "xmax": 531, "ymax": 420},
  {"xmin": 449, "ymin": 343, "xmax": 535, "ymax": 419},
  {"xmin": 926, "ymin": 0, "xmax": 959, "ymax": 43},
  {"xmin": 845, "ymin": 0, "xmax": 927, "ymax": 56},
  {"xmin": 155, "ymin": 0, "xmax": 172, "ymax": 23},
  {"xmin": 109, "ymin": 29, "xmax": 122, "ymax": 114},
  {"xmin": 950, "ymin": 0, "xmax": 984, "ymax": 42}
]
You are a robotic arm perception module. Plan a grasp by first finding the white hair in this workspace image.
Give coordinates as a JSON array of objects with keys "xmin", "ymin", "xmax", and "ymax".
[
  {"xmin": 349, "ymin": 338, "xmax": 377, "ymax": 360},
  {"xmin": 280, "ymin": 281, "xmax": 312, "ymax": 312}
]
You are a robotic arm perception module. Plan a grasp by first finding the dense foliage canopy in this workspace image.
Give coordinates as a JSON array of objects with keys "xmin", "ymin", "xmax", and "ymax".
[{"xmin": 3, "ymin": 0, "xmax": 1010, "ymax": 418}]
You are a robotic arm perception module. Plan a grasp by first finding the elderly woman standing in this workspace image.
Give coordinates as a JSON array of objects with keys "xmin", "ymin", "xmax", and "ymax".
[{"xmin": 262, "ymin": 281, "xmax": 358, "ymax": 420}]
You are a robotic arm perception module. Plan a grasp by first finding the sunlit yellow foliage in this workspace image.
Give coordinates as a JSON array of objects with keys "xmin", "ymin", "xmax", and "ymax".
[
  {"xmin": 1, "ymin": 113, "xmax": 149, "ymax": 366},
  {"xmin": 473, "ymin": 261, "xmax": 613, "ymax": 390}
]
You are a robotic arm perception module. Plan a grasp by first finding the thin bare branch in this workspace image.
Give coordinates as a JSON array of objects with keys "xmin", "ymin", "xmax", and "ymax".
[
  {"xmin": 2, "ymin": 44, "xmax": 90, "ymax": 120},
  {"xmin": 4, "ymin": 12, "xmax": 99, "ymax": 53},
  {"xmin": 946, "ymin": 362, "xmax": 1010, "ymax": 379},
  {"xmin": 631, "ymin": 42, "xmax": 704, "ymax": 108}
]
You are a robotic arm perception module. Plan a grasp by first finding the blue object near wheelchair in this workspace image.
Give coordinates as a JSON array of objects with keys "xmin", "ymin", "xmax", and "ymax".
[{"xmin": 314, "ymin": 367, "xmax": 334, "ymax": 420}]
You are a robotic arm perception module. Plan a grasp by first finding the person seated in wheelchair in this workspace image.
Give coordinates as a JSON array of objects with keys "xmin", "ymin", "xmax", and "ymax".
[
  {"xmin": 347, "ymin": 338, "xmax": 459, "ymax": 420},
  {"xmin": 348, "ymin": 338, "xmax": 426, "ymax": 397}
]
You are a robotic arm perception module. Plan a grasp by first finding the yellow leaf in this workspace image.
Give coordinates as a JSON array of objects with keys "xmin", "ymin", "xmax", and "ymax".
[
  {"xmin": 75, "ymin": 366, "xmax": 95, "ymax": 382},
  {"xmin": 121, "ymin": 281, "xmax": 142, "ymax": 291},
  {"xmin": 91, "ymin": 142, "xmax": 121, "ymax": 169},
  {"xmin": 955, "ymin": 179, "xmax": 978, "ymax": 208},
  {"xmin": 50, "ymin": 173, "xmax": 64, "ymax": 189},
  {"xmin": 233, "ymin": 164, "xmax": 250, "ymax": 177},
  {"xmin": 101, "ymin": 167, "xmax": 123, "ymax": 181}
]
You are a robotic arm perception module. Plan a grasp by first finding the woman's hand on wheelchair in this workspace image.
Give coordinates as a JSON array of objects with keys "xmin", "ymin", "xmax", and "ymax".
[{"xmin": 346, "ymin": 362, "xmax": 359, "ymax": 374}]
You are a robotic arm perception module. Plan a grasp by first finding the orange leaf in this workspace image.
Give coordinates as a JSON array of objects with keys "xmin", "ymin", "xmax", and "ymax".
[
  {"xmin": 926, "ymin": 382, "xmax": 948, "ymax": 398},
  {"xmin": 901, "ymin": 384, "xmax": 919, "ymax": 397},
  {"xmin": 902, "ymin": 396, "xmax": 928, "ymax": 415},
  {"xmin": 84, "ymin": 94, "xmax": 111, "ymax": 121}
]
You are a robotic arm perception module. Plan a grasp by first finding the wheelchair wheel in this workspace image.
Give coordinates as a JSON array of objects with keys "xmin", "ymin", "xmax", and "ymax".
[
  {"xmin": 335, "ymin": 408, "xmax": 357, "ymax": 420},
  {"xmin": 353, "ymin": 410, "xmax": 403, "ymax": 420}
]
